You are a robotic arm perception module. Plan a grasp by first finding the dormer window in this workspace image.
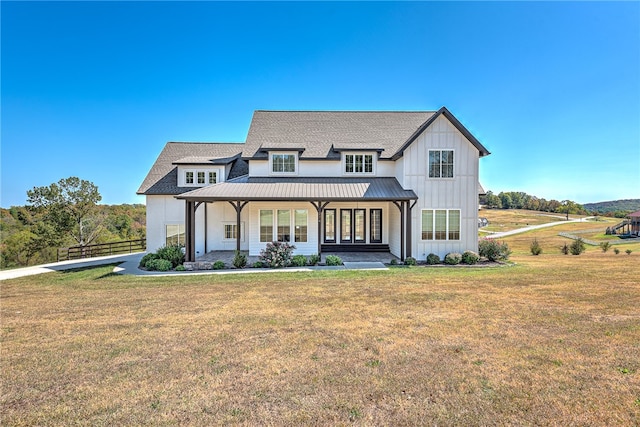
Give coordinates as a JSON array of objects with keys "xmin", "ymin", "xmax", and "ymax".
[
  {"xmin": 182, "ymin": 168, "xmax": 222, "ymax": 186},
  {"xmin": 344, "ymin": 153, "xmax": 374, "ymax": 174},
  {"xmin": 270, "ymin": 153, "xmax": 297, "ymax": 174}
]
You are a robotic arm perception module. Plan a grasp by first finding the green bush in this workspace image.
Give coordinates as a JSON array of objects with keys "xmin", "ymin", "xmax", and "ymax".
[
  {"xmin": 252, "ymin": 260, "xmax": 264, "ymax": 268},
  {"xmin": 308, "ymin": 254, "xmax": 320, "ymax": 266},
  {"xmin": 155, "ymin": 244, "xmax": 185, "ymax": 268},
  {"xmin": 146, "ymin": 258, "xmax": 172, "ymax": 271},
  {"xmin": 390, "ymin": 258, "xmax": 399, "ymax": 266},
  {"xmin": 325, "ymin": 255, "xmax": 343, "ymax": 266},
  {"xmin": 479, "ymin": 239, "xmax": 511, "ymax": 261},
  {"xmin": 600, "ymin": 241, "xmax": 611, "ymax": 253},
  {"xmin": 404, "ymin": 256, "xmax": 417, "ymax": 266},
  {"xmin": 213, "ymin": 260, "xmax": 225, "ymax": 270},
  {"xmin": 139, "ymin": 253, "xmax": 159, "ymax": 268},
  {"xmin": 292, "ymin": 254, "xmax": 308, "ymax": 267},
  {"xmin": 461, "ymin": 251, "xmax": 479, "ymax": 265},
  {"xmin": 626, "ymin": 249, "xmax": 632, "ymax": 255},
  {"xmin": 259, "ymin": 241, "xmax": 296, "ymax": 268},
  {"xmin": 614, "ymin": 248, "xmax": 620, "ymax": 255},
  {"xmin": 175, "ymin": 264, "xmax": 186, "ymax": 271},
  {"xmin": 233, "ymin": 250, "xmax": 247, "ymax": 269},
  {"xmin": 530, "ymin": 238, "xmax": 542, "ymax": 255},
  {"xmin": 444, "ymin": 252, "xmax": 462, "ymax": 265},
  {"xmin": 569, "ymin": 238, "xmax": 585, "ymax": 255},
  {"xmin": 426, "ymin": 253, "xmax": 440, "ymax": 265}
]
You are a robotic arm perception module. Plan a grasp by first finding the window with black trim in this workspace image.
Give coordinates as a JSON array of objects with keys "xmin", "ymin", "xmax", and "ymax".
[
  {"xmin": 344, "ymin": 154, "xmax": 374, "ymax": 174},
  {"xmin": 428, "ymin": 150, "xmax": 454, "ymax": 178}
]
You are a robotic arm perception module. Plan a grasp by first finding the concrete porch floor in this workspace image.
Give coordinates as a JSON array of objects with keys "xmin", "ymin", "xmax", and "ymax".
[{"xmin": 197, "ymin": 250, "xmax": 400, "ymax": 265}]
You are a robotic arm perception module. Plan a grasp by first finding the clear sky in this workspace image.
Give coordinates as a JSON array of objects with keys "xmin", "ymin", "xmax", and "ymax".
[{"xmin": 2, "ymin": 1, "xmax": 639, "ymax": 207}]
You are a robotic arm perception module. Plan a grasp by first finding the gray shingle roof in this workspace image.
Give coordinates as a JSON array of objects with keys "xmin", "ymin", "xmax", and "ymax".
[
  {"xmin": 137, "ymin": 142, "xmax": 246, "ymax": 195},
  {"xmin": 243, "ymin": 111, "xmax": 437, "ymax": 159},
  {"xmin": 176, "ymin": 177, "xmax": 417, "ymax": 202}
]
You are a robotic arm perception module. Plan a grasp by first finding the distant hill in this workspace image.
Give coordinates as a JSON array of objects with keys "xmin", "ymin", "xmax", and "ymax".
[{"xmin": 583, "ymin": 199, "xmax": 640, "ymax": 215}]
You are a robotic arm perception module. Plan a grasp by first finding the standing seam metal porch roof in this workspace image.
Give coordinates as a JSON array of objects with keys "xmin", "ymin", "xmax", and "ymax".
[{"xmin": 175, "ymin": 177, "xmax": 417, "ymax": 201}]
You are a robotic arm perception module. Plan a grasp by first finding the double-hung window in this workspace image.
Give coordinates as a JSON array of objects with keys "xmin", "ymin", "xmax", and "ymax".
[
  {"xmin": 271, "ymin": 154, "xmax": 296, "ymax": 173},
  {"xmin": 344, "ymin": 153, "xmax": 374, "ymax": 174},
  {"xmin": 421, "ymin": 209, "xmax": 460, "ymax": 241},
  {"xmin": 428, "ymin": 150, "xmax": 454, "ymax": 178}
]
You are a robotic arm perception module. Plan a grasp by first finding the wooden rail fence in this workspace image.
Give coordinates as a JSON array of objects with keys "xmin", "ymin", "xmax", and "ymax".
[{"xmin": 57, "ymin": 239, "xmax": 146, "ymax": 262}]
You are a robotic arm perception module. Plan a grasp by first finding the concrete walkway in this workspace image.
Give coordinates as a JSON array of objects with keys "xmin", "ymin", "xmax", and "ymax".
[
  {"xmin": 484, "ymin": 217, "xmax": 594, "ymax": 239},
  {"xmin": 1, "ymin": 252, "xmax": 389, "ymax": 280}
]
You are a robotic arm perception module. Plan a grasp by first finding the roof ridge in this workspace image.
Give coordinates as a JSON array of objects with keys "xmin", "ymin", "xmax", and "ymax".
[
  {"xmin": 253, "ymin": 110, "xmax": 436, "ymax": 113},
  {"xmin": 167, "ymin": 141, "xmax": 245, "ymax": 144}
]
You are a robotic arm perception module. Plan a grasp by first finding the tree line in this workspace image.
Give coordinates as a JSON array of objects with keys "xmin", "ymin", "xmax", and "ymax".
[
  {"xmin": 480, "ymin": 191, "xmax": 589, "ymax": 216},
  {"xmin": 1, "ymin": 177, "xmax": 145, "ymax": 269}
]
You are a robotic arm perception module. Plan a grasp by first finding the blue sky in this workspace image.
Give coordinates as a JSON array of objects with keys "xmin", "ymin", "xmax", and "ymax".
[{"xmin": 2, "ymin": 1, "xmax": 639, "ymax": 207}]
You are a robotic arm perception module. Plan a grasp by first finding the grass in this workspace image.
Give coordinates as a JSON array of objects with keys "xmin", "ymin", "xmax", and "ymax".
[
  {"xmin": 2, "ymin": 213, "xmax": 639, "ymax": 425},
  {"xmin": 478, "ymin": 209, "xmax": 585, "ymax": 233}
]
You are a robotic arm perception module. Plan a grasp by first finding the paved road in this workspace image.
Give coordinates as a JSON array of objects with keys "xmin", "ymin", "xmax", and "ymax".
[{"xmin": 484, "ymin": 217, "xmax": 592, "ymax": 239}]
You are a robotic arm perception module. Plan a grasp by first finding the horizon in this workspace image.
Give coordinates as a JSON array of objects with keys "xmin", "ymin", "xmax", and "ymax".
[{"xmin": 2, "ymin": 2, "xmax": 638, "ymax": 207}]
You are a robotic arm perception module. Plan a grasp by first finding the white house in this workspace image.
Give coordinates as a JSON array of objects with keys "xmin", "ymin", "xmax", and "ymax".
[{"xmin": 137, "ymin": 107, "xmax": 490, "ymax": 262}]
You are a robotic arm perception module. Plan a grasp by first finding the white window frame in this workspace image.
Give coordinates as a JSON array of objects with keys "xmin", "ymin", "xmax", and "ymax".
[
  {"xmin": 428, "ymin": 149, "xmax": 455, "ymax": 179},
  {"xmin": 269, "ymin": 152, "xmax": 298, "ymax": 175},
  {"xmin": 181, "ymin": 168, "xmax": 223, "ymax": 187},
  {"xmin": 258, "ymin": 209, "xmax": 308, "ymax": 243},
  {"xmin": 343, "ymin": 152, "xmax": 375, "ymax": 175},
  {"xmin": 421, "ymin": 209, "xmax": 461, "ymax": 241},
  {"xmin": 222, "ymin": 222, "xmax": 245, "ymax": 241},
  {"xmin": 165, "ymin": 223, "xmax": 185, "ymax": 246}
]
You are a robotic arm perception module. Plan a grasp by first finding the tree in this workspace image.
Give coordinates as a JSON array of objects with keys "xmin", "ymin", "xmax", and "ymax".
[{"xmin": 27, "ymin": 177, "xmax": 103, "ymax": 247}]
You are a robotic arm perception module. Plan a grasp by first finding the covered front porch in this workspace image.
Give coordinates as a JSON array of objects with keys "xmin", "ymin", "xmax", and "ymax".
[{"xmin": 176, "ymin": 177, "xmax": 418, "ymax": 263}]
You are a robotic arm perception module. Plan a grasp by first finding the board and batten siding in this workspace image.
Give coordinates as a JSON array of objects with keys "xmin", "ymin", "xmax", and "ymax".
[{"xmin": 401, "ymin": 115, "xmax": 480, "ymax": 259}]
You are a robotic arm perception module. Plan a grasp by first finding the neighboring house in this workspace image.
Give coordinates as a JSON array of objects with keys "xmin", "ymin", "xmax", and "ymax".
[{"xmin": 137, "ymin": 107, "xmax": 490, "ymax": 262}]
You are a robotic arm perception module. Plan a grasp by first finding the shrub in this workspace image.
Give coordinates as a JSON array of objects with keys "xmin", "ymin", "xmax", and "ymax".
[
  {"xmin": 530, "ymin": 238, "xmax": 542, "ymax": 255},
  {"xmin": 233, "ymin": 250, "xmax": 247, "ymax": 269},
  {"xmin": 175, "ymin": 264, "xmax": 186, "ymax": 271},
  {"xmin": 308, "ymin": 254, "xmax": 320, "ymax": 266},
  {"xmin": 390, "ymin": 258, "xmax": 398, "ymax": 266},
  {"xmin": 444, "ymin": 252, "xmax": 462, "ymax": 265},
  {"xmin": 213, "ymin": 260, "xmax": 225, "ymax": 270},
  {"xmin": 569, "ymin": 238, "xmax": 585, "ymax": 255},
  {"xmin": 626, "ymin": 249, "xmax": 632, "ymax": 255},
  {"xmin": 146, "ymin": 258, "xmax": 172, "ymax": 271},
  {"xmin": 155, "ymin": 244, "xmax": 185, "ymax": 268},
  {"xmin": 600, "ymin": 241, "xmax": 611, "ymax": 253},
  {"xmin": 292, "ymin": 254, "xmax": 308, "ymax": 267},
  {"xmin": 252, "ymin": 260, "xmax": 264, "ymax": 268},
  {"xmin": 325, "ymin": 255, "xmax": 343, "ymax": 266},
  {"xmin": 426, "ymin": 253, "xmax": 440, "ymax": 265},
  {"xmin": 259, "ymin": 241, "xmax": 296, "ymax": 268},
  {"xmin": 404, "ymin": 256, "xmax": 417, "ymax": 266},
  {"xmin": 614, "ymin": 248, "xmax": 620, "ymax": 255},
  {"xmin": 479, "ymin": 239, "xmax": 511, "ymax": 261},
  {"xmin": 139, "ymin": 253, "xmax": 159, "ymax": 268},
  {"xmin": 461, "ymin": 251, "xmax": 479, "ymax": 265},
  {"xmin": 561, "ymin": 243, "xmax": 570, "ymax": 255}
]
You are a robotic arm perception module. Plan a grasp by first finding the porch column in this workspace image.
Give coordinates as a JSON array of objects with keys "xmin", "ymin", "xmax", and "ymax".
[
  {"xmin": 184, "ymin": 200, "xmax": 196, "ymax": 262},
  {"xmin": 406, "ymin": 200, "xmax": 417, "ymax": 258},
  {"xmin": 310, "ymin": 201, "xmax": 330, "ymax": 261},
  {"xmin": 393, "ymin": 201, "xmax": 405, "ymax": 261},
  {"xmin": 228, "ymin": 201, "xmax": 249, "ymax": 252}
]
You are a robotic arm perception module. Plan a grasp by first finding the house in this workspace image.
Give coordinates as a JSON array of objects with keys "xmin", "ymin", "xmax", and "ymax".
[{"xmin": 137, "ymin": 107, "xmax": 491, "ymax": 262}]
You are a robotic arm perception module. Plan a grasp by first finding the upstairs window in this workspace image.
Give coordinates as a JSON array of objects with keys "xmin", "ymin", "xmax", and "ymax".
[
  {"xmin": 271, "ymin": 153, "xmax": 296, "ymax": 173},
  {"xmin": 197, "ymin": 171, "xmax": 205, "ymax": 185},
  {"xmin": 182, "ymin": 169, "xmax": 221, "ymax": 186},
  {"xmin": 208, "ymin": 171, "xmax": 217, "ymax": 184},
  {"xmin": 185, "ymin": 171, "xmax": 194, "ymax": 184},
  {"xmin": 429, "ymin": 150, "xmax": 454, "ymax": 178},
  {"xmin": 344, "ymin": 153, "xmax": 374, "ymax": 174}
]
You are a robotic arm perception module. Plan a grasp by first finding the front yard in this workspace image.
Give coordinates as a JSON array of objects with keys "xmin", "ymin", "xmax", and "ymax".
[{"xmin": 2, "ymin": 251, "xmax": 639, "ymax": 425}]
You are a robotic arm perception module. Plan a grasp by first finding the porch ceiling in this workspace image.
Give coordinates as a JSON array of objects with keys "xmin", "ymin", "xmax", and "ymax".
[{"xmin": 175, "ymin": 176, "xmax": 417, "ymax": 202}]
